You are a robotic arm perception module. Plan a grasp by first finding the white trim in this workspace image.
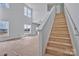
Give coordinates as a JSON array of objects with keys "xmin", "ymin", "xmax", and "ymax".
[{"xmin": 64, "ymin": 5, "xmax": 77, "ymax": 55}]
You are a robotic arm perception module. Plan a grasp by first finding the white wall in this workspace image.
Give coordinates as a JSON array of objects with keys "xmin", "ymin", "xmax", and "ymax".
[
  {"xmin": 64, "ymin": 3, "xmax": 79, "ymax": 55},
  {"xmin": 0, "ymin": 3, "xmax": 32, "ymax": 41},
  {"xmin": 38, "ymin": 6, "xmax": 56, "ymax": 55},
  {"xmin": 56, "ymin": 3, "xmax": 64, "ymax": 14},
  {"xmin": 26, "ymin": 3, "xmax": 48, "ymax": 24},
  {"xmin": 64, "ymin": 3, "xmax": 79, "ymax": 31},
  {"xmin": 47, "ymin": 3, "xmax": 55, "ymax": 11},
  {"xmin": 56, "ymin": 4, "xmax": 61, "ymax": 13}
]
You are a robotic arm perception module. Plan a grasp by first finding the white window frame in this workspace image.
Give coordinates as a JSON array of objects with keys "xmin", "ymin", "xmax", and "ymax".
[
  {"xmin": 27, "ymin": 8, "xmax": 32, "ymax": 18},
  {"xmin": 0, "ymin": 20, "xmax": 9, "ymax": 37},
  {"xmin": 24, "ymin": 6, "xmax": 32, "ymax": 18},
  {"xmin": 24, "ymin": 6, "xmax": 28, "ymax": 16},
  {"xmin": 0, "ymin": 3, "xmax": 10, "ymax": 8},
  {"xmin": 24, "ymin": 24, "xmax": 31, "ymax": 34}
]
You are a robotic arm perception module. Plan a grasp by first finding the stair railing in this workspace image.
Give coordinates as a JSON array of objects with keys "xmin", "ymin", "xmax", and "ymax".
[
  {"xmin": 65, "ymin": 7, "xmax": 79, "ymax": 36},
  {"xmin": 64, "ymin": 5, "xmax": 79, "ymax": 56},
  {"xmin": 37, "ymin": 6, "xmax": 56, "ymax": 55}
]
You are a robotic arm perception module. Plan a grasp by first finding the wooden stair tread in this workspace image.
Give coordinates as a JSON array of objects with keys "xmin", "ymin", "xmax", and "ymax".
[
  {"xmin": 44, "ymin": 54, "xmax": 53, "ymax": 56},
  {"xmin": 51, "ymin": 33, "xmax": 69, "ymax": 35},
  {"xmin": 46, "ymin": 47, "xmax": 74, "ymax": 55},
  {"xmin": 48, "ymin": 41, "xmax": 71, "ymax": 46},
  {"xmin": 51, "ymin": 35, "xmax": 69, "ymax": 38},
  {"xmin": 55, "ymin": 15, "xmax": 64, "ymax": 18},
  {"xmin": 51, "ymin": 33, "xmax": 69, "ymax": 36},
  {"xmin": 52, "ymin": 31, "xmax": 69, "ymax": 33},
  {"xmin": 54, "ymin": 21, "xmax": 66, "ymax": 23},
  {"xmin": 53, "ymin": 27, "xmax": 68, "ymax": 29},
  {"xmin": 52, "ymin": 30, "xmax": 68, "ymax": 32},
  {"xmin": 49, "ymin": 38, "xmax": 71, "ymax": 44},
  {"xmin": 50, "ymin": 36, "xmax": 70, "ymax": 39},
  {"xmin": 54, "ymin": 23, "xmax": 66, "ymax": 25},
  {"xmin": 55, "ymin": 16, "xmax": 65, "ymax": 19},
  {"xmin": 55, "ymin": 17, "xmax": 65, "ymax": 20},
  {"xmin": 52, "ymin": 29, "xmax": 68, "ymax": 31},
  {"xmin": 54, "ymin": 25, "xmax": 67, "ymax": 27},
  {"xmin": 51, "ymin": 32, "xmax": 69, "ymax": 35},
  {"xmin": 55, "ymin": 20, "xmax": 65, "ymax": 21},
  {"xmin": 55, "ymin": 20, "xmax": 66, "ymax": 22},
  {"xmin": 49, "ymin": 37, "xmax": 71, "ymax": 43},
  {"xmin": 48, "ymin": 41, "xmax": 72, "ymax": 51},
  {"xmin": 51, "ymin": 31, "xmax": 69, "ymax": 34},
  {"xmin": 55, "ymin": 19, "xmax": 66, "ymax": 21},
  {"xmin": 54, "ymin": 22, "xmax": 66, "ymax": 24},
  {"xmin": 53, "ymin": 26, "xmax": 67, "ymax": 28}
]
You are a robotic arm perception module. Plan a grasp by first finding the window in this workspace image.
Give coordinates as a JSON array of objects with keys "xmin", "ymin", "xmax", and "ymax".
[
  {"xmin": 24, "ymin": 24, "xmax": 31, "ymax": 34},
  {"xmin": 24, "ymin": 7, "xmax": 27, "ymax": 16},
  {"xmin": 27, "ymin": 8, "xmax": 32, "ymax": 18},
  {"xmin": 24, "ymin": 6, "xmax": 32, "ymax": 18},
  {"xmin": 0, "ymin": 3, "xmax": 10, "ymax": 8},
  {"xmin": 5, "ymin": 3, "xmax": 10, "ymax": 8},
  {"xmin": 0, "ymin": 20, "xmax": 9, "ymax": 37}
]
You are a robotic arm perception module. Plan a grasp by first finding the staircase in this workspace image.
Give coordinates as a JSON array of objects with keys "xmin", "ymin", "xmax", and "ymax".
[{"xmin": 45, "ymin": 13, "xmax": 74, "ymax": 56}]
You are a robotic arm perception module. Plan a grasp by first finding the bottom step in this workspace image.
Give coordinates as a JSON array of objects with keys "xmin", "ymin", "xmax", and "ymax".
[
  {"xmin": 46, "ymin": 47, "xmax": 74, "ymax": 56},
  {"xmin": 44, "ymin": 54, "xmax": 53, "ymax": 56}
]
